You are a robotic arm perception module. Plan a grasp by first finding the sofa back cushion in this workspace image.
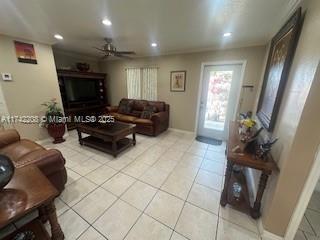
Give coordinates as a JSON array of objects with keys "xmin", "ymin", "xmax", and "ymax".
[
  {"xmin": 133, "ymin": 100, "xmax": 148, "ymax": 111},
  {"xmin": 141, "ymin": 105, "xmax": 157, "ymax": 119},
  {"xmin": 119, "ymin": 98, "xmax": 166, "ymax": 114},
  {"xmin": 118, "ymin": 99, "xmax": 134, "ymax": 114},
  {"xmin": 147, "ymin": 101, "xmax": 165, "ymax": 112}
]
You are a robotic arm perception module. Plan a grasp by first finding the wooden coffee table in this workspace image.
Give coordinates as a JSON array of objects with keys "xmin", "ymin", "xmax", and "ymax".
[
  {"xmin": 0, "ymin": 165, "xmax": 64, "ymax": 240},
  {"xmin": 76, "ymin": 121, "xmax": 136, "ymax": 157}
]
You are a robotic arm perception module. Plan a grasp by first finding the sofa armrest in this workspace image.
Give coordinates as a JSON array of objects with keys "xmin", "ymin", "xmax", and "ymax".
[
  {"xmin": 106, "ymin": 106, "xmax": 119, "ymax": 113},
  {"xmin": 14, "ymin": 149, "xmax": 65, "ymax": 175},
  {"xmin": 151, "ymin": 111, "xmax": 169, "ymax": 123},
  {"xmin": 0, "ymin": 129, "xmax": 20, "ymax": 148}
]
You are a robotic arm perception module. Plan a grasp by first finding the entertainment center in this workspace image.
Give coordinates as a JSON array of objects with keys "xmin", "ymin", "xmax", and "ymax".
[{"xmin": 57, "ymin": 69, "xmax": 108, "ymax": 129}]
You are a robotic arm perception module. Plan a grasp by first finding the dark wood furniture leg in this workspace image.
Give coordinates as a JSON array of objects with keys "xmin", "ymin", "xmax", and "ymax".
[
  {"xmin": 132, "ymin": 132, "xmax": 136, "ymax": 146},
  {"xmin": 77, "ymin": 129, "xmax": 83, "ymax": 145},
  {"xmin": 220, "ymin": 160, "xmax": 234, "ymax": 206},
  {"xmin": 250, "ymin": 172, "xmax": 269, "ymax": 219},
  {"xmin": 45, "ymin": 202, "xmax": 64, "ymax": 240},
  {"xmin": 112, "ymin": 140, "xmax": 117, "ymax": 157}
]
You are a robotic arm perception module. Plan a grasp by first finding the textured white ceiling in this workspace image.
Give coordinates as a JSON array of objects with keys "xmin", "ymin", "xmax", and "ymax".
[{"xmin": 0, "ymin": 0, "xmax": 296, "ymax": 57}]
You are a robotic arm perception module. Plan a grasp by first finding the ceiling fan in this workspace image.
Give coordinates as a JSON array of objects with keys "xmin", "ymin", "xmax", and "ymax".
[{"xmin": 94, "ymin": 38, "xmax": 136, "ymax": 59}]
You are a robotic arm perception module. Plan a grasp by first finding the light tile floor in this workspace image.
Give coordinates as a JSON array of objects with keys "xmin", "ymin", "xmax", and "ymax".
[
  {"xmin": 1, "ymin": 129, "xmax": 262, "ymax": 240},
  {"xmin": 295, "ymin": 191, "xmax": 320, "ymax": 240}
]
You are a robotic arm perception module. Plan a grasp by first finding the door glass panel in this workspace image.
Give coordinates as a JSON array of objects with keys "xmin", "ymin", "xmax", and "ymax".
[{"xmin": 204, "ymin": 70, "xmax": 233, "ymax": 131}]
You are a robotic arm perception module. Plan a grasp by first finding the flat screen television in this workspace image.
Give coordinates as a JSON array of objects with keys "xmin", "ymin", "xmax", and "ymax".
[{"xmin": 65, "ymin": 78, "xmax": 99, "ymax": 103}]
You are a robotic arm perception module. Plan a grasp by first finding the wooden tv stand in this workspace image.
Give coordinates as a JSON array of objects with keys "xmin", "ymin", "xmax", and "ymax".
[{"xmin": 57, "ymin": 69, "xmax": 108, "ymax": 130}]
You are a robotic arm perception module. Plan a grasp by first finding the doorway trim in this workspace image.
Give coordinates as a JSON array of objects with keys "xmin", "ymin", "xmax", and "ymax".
[
  {"xmin": 194, "ymin": 60, "xmax": 247, "ymax": 136},
  {"xmin": 284, "ymin": 145, "xmax": 320, "ymax": 240}
]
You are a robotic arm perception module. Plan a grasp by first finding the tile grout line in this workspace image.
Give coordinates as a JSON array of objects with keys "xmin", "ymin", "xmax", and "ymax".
[{"xmin": 57, "ymin": 135, "xmax": 244, "ymax": 240}]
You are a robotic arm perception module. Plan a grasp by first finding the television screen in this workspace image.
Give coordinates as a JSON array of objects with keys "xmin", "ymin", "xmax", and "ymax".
[{"xmin": 65, "ymin": 78, "xmax": 99, "ymax": 102}]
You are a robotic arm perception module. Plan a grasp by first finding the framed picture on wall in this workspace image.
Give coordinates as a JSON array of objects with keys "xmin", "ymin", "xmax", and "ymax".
[
  {"xmin": 170, "ymin": 71, "xmax": 186, "ymax": 92},
  {"xmin": 14, "ymin": 41, "xmax": 37, "ymax": 64},
  {"xmin": 257, "ymin": 8, "xmax": 301, "ymax": 131}
]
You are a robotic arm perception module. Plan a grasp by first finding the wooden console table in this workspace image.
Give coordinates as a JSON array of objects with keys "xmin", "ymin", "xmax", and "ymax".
[
  {"xmin": 220, "ymin": 121, "xmax": 279, "ymax": 219},
  {"xmin": 0, "ymin": 165, "xmax": 64, "ymax": 240}
]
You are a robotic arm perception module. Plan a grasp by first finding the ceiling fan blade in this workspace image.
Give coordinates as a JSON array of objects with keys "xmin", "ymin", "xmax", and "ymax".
[
  {"xmin": 116, "ymin": 51, "xmax": 136, "ymax": 55},
  {"xmin": 93, "ymin": 47, "xmax": 106, "ymax": 52},
  {"xmin": 115, "ymin": 53, "xmax": 133, "ymax": 59}
]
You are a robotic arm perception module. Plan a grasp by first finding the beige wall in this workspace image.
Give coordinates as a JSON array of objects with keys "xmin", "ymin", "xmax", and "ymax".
[
  {"xmin": 100, "ymin": 45, "xmax": 266, "ymax": 131},
  {"xmin": 53, "ymin": 49, "xmax": 101, "ymax": 72},
  {"xmin": 252, "ymin": 0, "xmax": 320, "ymax": 236},
  {"xmin": 0, "ymin": 34, "xmax": 63, "ymax": 140}
]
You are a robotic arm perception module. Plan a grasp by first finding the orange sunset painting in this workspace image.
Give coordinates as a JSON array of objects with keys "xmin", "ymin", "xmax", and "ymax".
[{"xmin": 14, "ymin": 41, "xmax": 37, "ymax": 64}]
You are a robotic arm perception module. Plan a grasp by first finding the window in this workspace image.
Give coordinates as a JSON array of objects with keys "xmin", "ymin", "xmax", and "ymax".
[{"xmin": 126, "ymin": 67, "xmax": 157, "ymax": 100}]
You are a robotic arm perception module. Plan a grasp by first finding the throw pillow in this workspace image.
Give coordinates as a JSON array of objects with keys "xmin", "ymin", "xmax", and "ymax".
[
  {"xmin": 118, "ymin": 99, "xmax": 133, "ymax": 114},
  {"xmin": 140, "ymin": 105, "xmax": 157, "ymax": 119}
]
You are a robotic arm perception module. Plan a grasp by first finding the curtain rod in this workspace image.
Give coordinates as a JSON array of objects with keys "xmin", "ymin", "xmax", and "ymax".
[{"xmin": 125, "ymin": 66, "xmax": 159, "ymax": 70}]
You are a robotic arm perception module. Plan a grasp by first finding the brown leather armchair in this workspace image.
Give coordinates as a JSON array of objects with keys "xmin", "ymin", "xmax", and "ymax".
[
  {"xmin": 0, "ymin": 129, "xmax": 67, "ymax": 193},
  {"xmin": 106, "ymin": 98, "xmax": 169, "ymax": 136}
]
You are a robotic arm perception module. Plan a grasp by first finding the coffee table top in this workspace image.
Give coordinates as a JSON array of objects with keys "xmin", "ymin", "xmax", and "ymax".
[
  {"xmin": 0, "ymin": 165, "xmax": 58, "ymax": 228},
  {"xmin": 77, "ymin": 121, "xmax": 136, "ymax": 136}
]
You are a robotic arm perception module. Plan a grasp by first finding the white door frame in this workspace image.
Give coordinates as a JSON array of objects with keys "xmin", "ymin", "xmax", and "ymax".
[
  {"xmin": 194, "ymin": 60, "xmax": 247, "ymax": 136},
  {"xmin": 284, "ymin": 145, "xmax": 320, "ymax": 240}
]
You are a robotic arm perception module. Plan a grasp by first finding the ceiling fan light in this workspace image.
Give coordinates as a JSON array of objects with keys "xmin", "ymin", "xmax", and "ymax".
[
  {"xmin": 54, "ymin": 34, "xmax": 63, "ymax": 40},
  {"xmin": 102, "ymin": 19, "xmax": 112, "ymax": 26}
]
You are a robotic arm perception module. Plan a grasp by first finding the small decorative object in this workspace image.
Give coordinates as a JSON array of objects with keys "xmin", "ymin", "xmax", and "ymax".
[
  {"xmin": 257, "ymin": 8, "xmax": 302, "ymax": 131},
  {"xmin": 232, "ymin": 182, "xmax": 242, "ymax": 200},
  {"xmin": 0, "ymin": 154, "xmax": 15, "ymax": 190},
  {"xmin": 14, "ymin": 41, "xmax": 37, "ymax": 64},
  {"xmin": 42, "ymin": 98, "xmax": 66, "ymax": 144},
  {"xmin": 13, "ymin": 231, "xmax": 35, "ymax": 240},
  {"xmin": 239, "ymin": 111, "xmax": 253, "ymax": 120},
  {"xmin": 255, "ymin": 138, "xmax": 278, "ymax": 160},
  {"xmin": 76, "ymin": 62, "xmax": 90, "ymax": 72},
  {"xmin": 170, "ymin": 71, "xmax": 186, "ymax": 92},
  {"xmin": 239, "ymin": 118, "xmax": 257, "ymax": 142}
]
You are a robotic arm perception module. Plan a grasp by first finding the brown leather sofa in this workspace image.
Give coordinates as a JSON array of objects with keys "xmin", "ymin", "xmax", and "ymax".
[
  {"xmin": 0, "ymin": 129, "xmax": 67, "ymax": 193},
  {"xmin": 106, "ymin": 98, "xmax": 169, "ymax": 136}
]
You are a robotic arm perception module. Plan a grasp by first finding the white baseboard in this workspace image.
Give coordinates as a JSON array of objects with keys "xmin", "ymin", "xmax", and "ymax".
[
  {"xmin": 258, "ymin": 219, "xmax": 284, "ymax": 240},
  {"xmin": 168, "ymin": 128, "xmax": 195, "ymax": 135}
]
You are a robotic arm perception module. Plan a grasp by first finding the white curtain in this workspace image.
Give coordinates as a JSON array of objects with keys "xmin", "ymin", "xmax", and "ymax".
[
  {"xmin": 142, "ymin": 68, "xmax": 157, "ymax": 100},
  {"xmin": 126, "ymin": 68, "xmax": 141, "ymax": 99}
]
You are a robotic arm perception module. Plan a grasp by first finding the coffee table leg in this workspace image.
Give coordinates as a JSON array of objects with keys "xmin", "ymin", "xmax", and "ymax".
[
  {"xmin": 112, "ymin": 141, "xmax": 117, "ymax": 157},
  {"xmin": 77, "ymin": 129, "xmax": 83, "ymax": 145},
  {"xmin": 45, "ymin": 201, "xmax": 64, "ymax": 240},
  {"xmin": 132, "ymin": 132, "xmax": 136, "ymax": 146}
]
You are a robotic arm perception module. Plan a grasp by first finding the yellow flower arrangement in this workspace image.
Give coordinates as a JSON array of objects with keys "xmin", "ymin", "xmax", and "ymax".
[{"xmin": 241, "ymin": 119, "xmax": 256, "ymax": 128}]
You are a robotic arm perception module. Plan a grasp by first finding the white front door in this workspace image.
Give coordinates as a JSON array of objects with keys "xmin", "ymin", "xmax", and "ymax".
[{"xmin": 197, "ymin": 63, "xmax": 243, "ymax": 140}]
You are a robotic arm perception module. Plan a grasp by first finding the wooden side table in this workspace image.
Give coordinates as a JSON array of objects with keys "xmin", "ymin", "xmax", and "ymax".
[
  {"xmin": 220, "ymin": 121, "xmax": 279, "ymax": 219},
  {"xmin": 0, "ymin": 165, "xmax": 64, "ymax": 240}
]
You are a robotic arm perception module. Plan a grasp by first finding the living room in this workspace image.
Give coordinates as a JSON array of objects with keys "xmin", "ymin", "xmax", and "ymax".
[{"xmin": 0, "ymin": 0, "xmax": 320, "ymax": 240}]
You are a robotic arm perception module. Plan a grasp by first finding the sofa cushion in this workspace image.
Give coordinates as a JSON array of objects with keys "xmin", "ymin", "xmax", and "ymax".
[
  {"xmin": 117, "ymin": 114, "xmax": 138, "ymax": 123},
  {"xmin": 128, "ymin": 110, "xmax": 142, "ymax": 117},
  {"xmin": 147, "ymin": 101, "xmax": 165, "ymax": 112},
  {"xmin": 141, "ymin": 105, "xmax": 157, "ymax": 119},
  {"xmin": 118, "ymin": 99, "xmax": 134, "ymax": 114},
  {"xmin": 133, "ymin": 100, "xmax": 148, "ymax": 111},
  {"xmin": 134, "ymin": 118, "xmax": 153, "ymax": 126}
]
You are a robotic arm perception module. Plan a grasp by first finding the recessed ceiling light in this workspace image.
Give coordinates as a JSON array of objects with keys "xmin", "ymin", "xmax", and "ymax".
[
  {"xmin": 223, "ymin": 32, "xmax": 232, "ymax": 37},
  {"xmin": 151, "ymin": 43, "xmax": 157, "ymax": 47},
  {"xmin": 54, "ymin": 34, "xmax": 63, "ymax": 40},
  {"xmin": 102, "ymin": 19, "xmax": 112, "ymax": 26}
]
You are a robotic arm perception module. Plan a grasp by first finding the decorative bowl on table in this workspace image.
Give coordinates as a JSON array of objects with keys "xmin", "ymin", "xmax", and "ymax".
[{"xmin": 0, "ymin": 154, "xmax": 15, "ymax": 190}]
